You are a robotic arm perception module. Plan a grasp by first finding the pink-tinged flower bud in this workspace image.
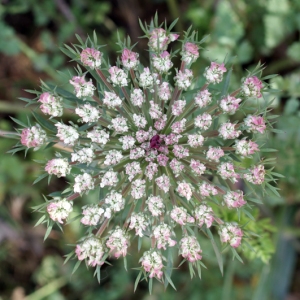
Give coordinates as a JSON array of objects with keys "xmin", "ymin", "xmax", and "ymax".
[
  {"xmin": 234, "ymin": 139, "xmax": 259, "ymax": 157},
  {"xmin": 244, "ymin": 115, "xmax": 266, "ymax": 134},
  {"xmin": 75, "ymin": 237, "xmax": 105, "ymax": 266},
  {"xmin": 158, "ymin": 82, "xmax": 171, "ymax": 101},
  {"xmin": 199, "ymin": 182, "xmax": 218, "ymax": 198},
  {"xmin": 194, "ymin": 89, "xmax": 212, "ymax": 108},
  {"xmin": 149, "ymin": 101, "xmax": 163, "ymax": 119},
  {"xmin": 87, "ymin": 126, "xmax": 109, "ymax": 145},
  {"xmin": 111, "ymin": 116, "xmax": 129, "ymax": 133},
  {"xmin": 154, "ymin": 115, "xmax": 167, "ymax": 131},
  {"xmin": 179, "ymin": 235, "xmax": 202, "ymax": 262},
  {"xmin": 217, "ymin": 162, "xmax": 239, "ymax": 183},
  {"xmin": 206, "ymin": 146, "xmax": 225, "ymax": 162},
  {"xmin": 147, "ymin": 195, "xmax": 165, "ymax": 216},
  {"xmin": 219, "ymin": 95, "xmax": 242, "ymax": 114},
  {"xmin": 171, "ymin": 119, "xmax": 186, "ymax": 134},
  {"xmin": 106, "ymin": 226, "xmax": 130, "ymax": 258},
  {"xmin": 187, "ymin": 134, "xmax": 204, "ymax": 148},
  {"xmin": 140, "ymin": 250, "xmax": 164, "ymax": 279},
  {"xmin": 38, "ymin": 92, "xmax": 63, "ymax": 117},
  {"xmin": 104, "ymin": 190, "xmax": 125, "ymax": 212},
  {"xmin": 172, "ymin": 100, "xmax": 186, "ymax": 116},
  {"xmin": 153, "ymin": 223, "xmax": 176, "ymax": 250},
  {"xmin": 72, "ymin": 147, "xmax": 95, "ymax": 165},
  {"xmin": 45, "ymin": 158, "xmax": 71, "ymax": 177},
  {"xmin": 169, "ymin": 33, "xmax": 179, "ymax": 42},
  {"xmin": 145, "ymin": 162, "xmax": 158, "ymax": 180},
  {"xmin": 125, "ymin": 161, "xmax": 142, "ymax": 181},
  {"xmin": 194, "ymin": 203, "xmax": 214, "ymax": 228},
  {"xmin": 170, "ymin": 206, "xmax": 195, "ymax": 225},
  {"xmin": 204, "ymin": 62, "xmax": 227, "ymax": 84},
  {"xmin": 129, "ymin": 212, "xmax": 149, "ymax": 237},
  {"xmin": 47, "ymin": 198, "xmax": 73, "ymax": 224},
  {"xmin": 80, "ymin": 204, "xmax": 104, "ymax": 226},
  {"xmin": 148, "ymin": 28, "xmax": 169, "ymax": 52},
  {"xmin": 223, "ymin": 190, "xmax": 246, "ymax": 209},
  {"xmin": 152, "ymin": 51, "xmax": 173, "ymax": 73},
  {"xmin": 80, "ymin": 48, "xmax": 102, "ymax": 69},
  {"xmin": 190, "ymin": 159, "xmax": 206, "ymax": 176},
  {"xmin": 176, "ymin": 181, "xmax": 193, "ymax": 200},
  {"xmin": 155, "ymin": 174, "xmax": 170, "ymax": 192},
  {"xmin": 173, "ymin": 145, "xmax": 189, "ymax": 159},
  {"xmin": 108, "ymin": 66, "xmax": 128, "ymax": 87},
  {"xmin": 194, "ymin": 113, "xmax": 212, "ymax": 131},
  {"xmin": 121, "ymin": 48, "xmax": 139, "ymax": 69},
  {"xmin": 130, "ymin": 88, "xmax": 145, "ymax": 107},
  {"xmin": 182, "ymin": 42, "xmax": 199, "ymax": 64},
  {"xmin": 103, "ymin": 91, "xmax": 122, "ymax": 108},
  {"xmin": 244, "ymin": 164, "xmax": 265, "ymax": 185},
  {"xmin": 169, "ymin": 158, "xmax": 184, "ymax": 177},
  {"xmin": 131, "ymin": 179, "xmax": 146, "ymax": 199},
  {"xmin": 21, "ymin": 125, "xmax": 47, "ymax": 149},
  {"xmin": 242, "ymin": 76, "xmax": 263, "ymax": 98},
  {"xmin": 139, "ymin": 67, "xmax": 154, "ymax": 88},
  {"xmin": 219, "ymin": 122, "xmax": 241, "ymax": 139},
  {"xmin": 219, "ymin": 223, "xmax": 243, "ymax": 248},
  {"xmin": 69, "ymin": 76, "xmax": 95, "ymax": 98},
  {"xmin": 74, "ymin": 173, "xmax": 95, "ymax": 194},
  {"xmin": 75, "ymin": 104, "xmax": 100, "ymax": 123},
  {"xmin": 174, "ymin": 69, "xmax": 193, "ymax": 90},
  {"xmin": 157, "ymin": 153, "xmax": 168, "ymax": 166},
  {"xmin": 55, "ymin": 122, "xmax": 79, "ymax": 146},
  {"xmin": 100, "ymin": 169, "xmax": 119, "ymax": 188}
]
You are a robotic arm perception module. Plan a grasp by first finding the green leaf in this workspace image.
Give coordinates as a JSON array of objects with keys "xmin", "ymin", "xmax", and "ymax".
[
  {"xmin": 242, "ymin": 209, "xmax": 255, "ymax": 221},
  {"xmin": 94, "ymin": 265, "xmax": 101, "ymax": 283},
  {"xmin": 138, "ymin": 236, "xmax": 142, "ymax": 252},
  {"xmin": 34, "ymin": 215, "xmax": 46, "ymax": 227},
  {"xmin": 64, "ymin": 251, "xmax": 75, "ymax": 264},
  {"xmin": 168, "ymin": 18, "xmax": 179, "ymax": 32},
  {"xmin": 260, "ymin": 148, "xmax": 278, "ymax": 152},
  {"xmin": 221, "ymin": 67, "xmax": 232, "ymax": 98},
  {"xmin": 33, "ymin": 173, "xmax": 48, "ymax": 185},
  {"xmin": 32, "ymin": 111, "xmax": 57, "ymax": 132},
  {"xmin": 149, "ymin": 277, "xmax": 153, "ymax": 295},
  {"xmin": 266, "ymin": 183, "xmax": 281, "ymax": 197},
  {"xmin": 44, "ymin": 224, "xmax": 53, "ymax": 240},
  {"xmin": 164, "ymin": 271, "xmax": 176, "ymax": 290},
  {"xmin": 10, "ymin": 117, "xmax": 27, "ymax": 128},
  {"xmin": 231, "ymin": 247, "xmax": 243, "ymax": 263},
  {"xmin": 207, "ymin": 228, "xmax": 223, "ymax": 275},
  {"xmin": 134, "ymin": 271, "xmax": 143, "ymax": 292},
  {"xmin": 261, "ymin": 74, "xmax": 278, "ymax": 80},
  {"xmin": 72, "ymin": 260, "xmax": 82, "ymax": 275},
  {"xmin": 248, "ymin": 198, "xmax": 263, "ymax": 204},
  {"xmin": 123, "ymin": 256, "xmax": 127, "ymax": 271},
  {"xmin": 270, "ymin": 172, "xmax": 284, "ymax": 178}
]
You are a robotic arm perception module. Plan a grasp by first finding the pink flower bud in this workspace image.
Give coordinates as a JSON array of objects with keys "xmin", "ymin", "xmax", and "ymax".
[{"xmin": 121, "ymin": 48, "xmax": 139, "ymax": 69}]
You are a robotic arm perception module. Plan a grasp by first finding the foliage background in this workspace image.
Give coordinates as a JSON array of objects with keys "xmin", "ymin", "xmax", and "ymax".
[{"xmin": 0, "ymin": 0, "xmax": 300, "ymax": 299}]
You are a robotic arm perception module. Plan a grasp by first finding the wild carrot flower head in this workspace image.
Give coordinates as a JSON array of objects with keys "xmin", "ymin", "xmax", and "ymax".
[{"xmin": 12, "ymin": 14, "xmax": 279, "ymax": 290}]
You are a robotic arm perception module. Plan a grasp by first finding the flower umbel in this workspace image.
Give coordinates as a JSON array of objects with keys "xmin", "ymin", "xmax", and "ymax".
[{"xmin": 13, "ymin": 14, "xmax": 279, "ymax": 291}]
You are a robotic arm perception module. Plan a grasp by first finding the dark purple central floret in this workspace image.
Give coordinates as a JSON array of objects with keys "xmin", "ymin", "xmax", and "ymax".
[{"xmin": 150, "ymin": 134, "xmax": 161, "ymax": 149}]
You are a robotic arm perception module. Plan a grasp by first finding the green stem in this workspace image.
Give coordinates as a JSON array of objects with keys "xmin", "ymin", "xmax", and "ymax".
[{"xmin": 24, "ymin": 277, "xmax": 68, "ymax": 300}]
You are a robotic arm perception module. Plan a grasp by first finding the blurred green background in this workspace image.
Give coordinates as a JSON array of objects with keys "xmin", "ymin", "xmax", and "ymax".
[{"xmin": 0, "ymin": 0, "xmax": 300, "ymax": 299}]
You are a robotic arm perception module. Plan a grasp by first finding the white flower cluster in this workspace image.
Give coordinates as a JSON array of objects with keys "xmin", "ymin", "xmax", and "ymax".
[
  {"xmin": 71, "ymin": 147, "xmax": 95, "ymax": 164},
  {"xmin": 47, "ymin": 198, "xmax": 73, "ymax": 224},
  {"xmin": 75, "ymin": 237, "xmax": 105, "ymax": 266},
  {"xmin": 75, "ymin": 104, "xmax": 100, "ymax": 123}
]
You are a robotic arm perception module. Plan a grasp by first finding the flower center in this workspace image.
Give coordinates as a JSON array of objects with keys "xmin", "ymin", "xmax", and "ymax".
[{"xmin": 150, "ymin": 134, "xmax": 161, "ymax": 149}]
